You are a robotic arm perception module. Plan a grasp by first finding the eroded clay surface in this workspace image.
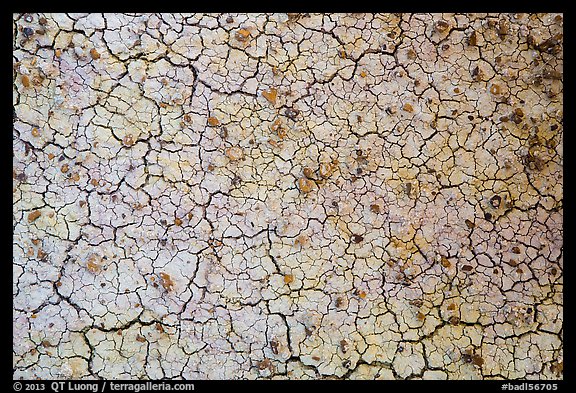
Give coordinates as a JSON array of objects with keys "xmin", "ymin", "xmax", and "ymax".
[{"xmin": 13, "ymin": 13, "xmax": 563, "ymax": 380}]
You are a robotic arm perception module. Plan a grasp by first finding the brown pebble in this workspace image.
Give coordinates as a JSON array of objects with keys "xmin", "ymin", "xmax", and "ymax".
[
  {"xmin": 352, "ymin": 234, "xmax": 364, "ymax": 243},
  {"xmin": 403, "ymin": 103, "xmax": 414, "ymax": 113},
  {"xmin": 468, "ymin": 31, "xmax": 478, "ymax": 46},
  {"xmin": 435, "ymin": 20, "xmax": 450, "ymax": 33},
  {"xmin": 490, "ymin": 84, "xmax": 502, "ymax": 95},
  {"xmin": 60, "ymin": 164, "xmax": 69, "ymax": 173},
  {"xmin": 370, "ymin": 204, "xmax": 381, "ymax": 214},
  {"xmin": 28, "ymin": 210, "xmax": 42, "ymax": 223},
  {"xmin": 462, "ymin": 265, "xmax": 474, "ymax": 272},
  {"xmin": 298, "ymin": 177, "xmax": 315, "ymax": 193},
  {"xmin": 447, "ymin": 303, "xmax": 457, "ymax": 311},
  {"xmin": 303, "ymin": 167, "xmax": 314, "ymax": 179},
  {"xmin": 90, "ymin": 48, "xmax": 100, "ymax": 60},
  {"xmin": 283, "ymin": 274, "xmax": 294, "ymax": 284},
  {"xmin": 262, "ymin": 88, "xmax": 277, "ymax": 105},
  {"xmin": 236, "ymin": 28, "xmax": 250, "ymax": 41},
  {"xmin": 207, "ymin": 117, "xmax": 220, "ymax": 127},
  {"xmin": 22, "ymin": 75, "xmax": 31, "ymax": 87},
  {"xmin": 340, "ymin": 339, "xmax": 349, "ymax": 353},
  {"xmin": 498, "ymin": 19, "xmax": 509, "ymax": 37},
  {"xmin": 174, "ymin": 217, "xmax": 182, "ymax": 226},
  {"xmin": 465, "ymin": 219, "xmax": 475, "ymax": 229},
  {"xmin": 136, "ymin": 335, "xmax": 146, "ymax": 343},
  {"xmin": 472, "ymin": 355, "xmax": 484, "ymax": 366},
  {"xmin": 86, "ymin": 257, "xmax": 101, "ymax": 274},
  {"xmin": 441, "ymin": 256, "xmax": 451, "ymax": 268},
  {"xmin": 511, "ymin": 246, "xmax": 521, "ymax": 254},
  {"xmin": 31, "ymin": 127, "xmax": 40, "ymax": 137},
  {"xmin": 490, "ymin": 195, "xmax": 501, "ymax": 208}
]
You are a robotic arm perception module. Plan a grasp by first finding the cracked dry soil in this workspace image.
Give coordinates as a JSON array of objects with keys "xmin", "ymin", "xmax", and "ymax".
[{"xmin": 13, "ymin": 13, "xmax": 562, "ymax": 380}]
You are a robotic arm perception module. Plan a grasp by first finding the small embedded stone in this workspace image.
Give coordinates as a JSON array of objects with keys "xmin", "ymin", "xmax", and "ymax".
[
  {"xmin": 303, "ymin": 167, "xmax": 314, "ymax": 179},
  {"xmin": 490, "ymin": 195, "xmax": 502, "ymax": 208},
  {"xmin": 90, "ymin": 48, "xmax": 100, "ymax": 60},
  {"xmin": 257, "ymin": 358, "xmax": 273, "ymax": 371},
  {"xmin": 340, "ymin": 339, "xmax": 349, "ymax": 353},
  {"xmin": 86, "ymin": 259, "xmax": 101, "ymax": 274},
  {"xmin": 23, "ymin": 27, "xmax": 34, "ymax": 38},
  {"xmin": 351, "ymin": 234, "xmax": 364, "ymax": 243},
  {"xmin": 284, "ymin": 107, "xmax": 299, "ymax": 119},
  {"xmin": 489, "ymin": 83, "xmax": 502, "ymax": 95},
  {"xmin": 468, "ymin": 31, "xmax": 478, "ymax": 46},
  {"xmin": 298, "ymin": 177, "xmax": 315, "ymax": 193},
  {"xmin": 207, "ymin": 117, "xmax": 220, "ymax": 127},
  {"xmin": 159, "ymin": 272, "xmax": 175, "ymax": 292},
  {"xmin": 441, "ymin": 256, "xmax": 451, "ymax": 268},
  {"xmin": 123, "ymin": 135, "xmax": 135, "ymax": 146},
  {"xmin": 472, "ymin": 355, "xmax": 484, "ymax": 366},
  {"xmin": 236, "ymin": 29, "xmax": 251, "ymax": 41},
  {"xmin": 284, "ymin": 274, "xmax": 294, "ymax": 284},
  {"xmin": 435, "ymin": 20, "xmax": 450, "ymax": 33},
  {"xmin": 22, "ymin": 75, "xmax": 30, "ymax": 88},
  {"xmin": 28, "ymin": 210, "xmax": 41, "ymax": 223},
  {"xmin": 225, "ymin": 146, "xmax": 244, "ymax": 161},
  {"xmin": 403, "ymin": 103, "xmax": 414, "ymax": 113},
  {"xmin": 511, "ymin": 246, "xmax": 521, "ymax": 254},
  {"xmin": 261, "ymin": 88, "xmax": 277, "ymax": 105}
]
